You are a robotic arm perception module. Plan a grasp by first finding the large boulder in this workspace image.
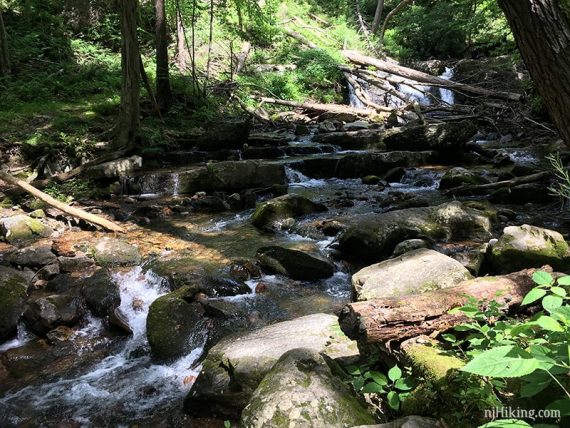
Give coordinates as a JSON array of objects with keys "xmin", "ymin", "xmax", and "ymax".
[
  {"xmin": 251, "ymin": 194, "xmax": 327, "ymax": 230},
  {"xmin": 81, "ymin": 269, "xmax": 120, "ymax": 317},
  {"xmin": 93, "ymin": 238, "xmax": 142, "ymax": 267},
  {"xmin": 338, "ymin": 201, "xmax": 496, "ymax": 263},
  {"xmin": 487, "ymin": 224, "xmax": 570, "ymax": 273},
  {"xmin": 0, "ymin": 215, "xmax": 52, "ymax": 245},
  {"xmin": 7, "ymin": 245, "xmax": 57, "ymax": 269},
  {"xmin": 438, "ymin": 167, "xmax": 491, "ymax": 189},
  {"xmin": 241, "ymin": 348, "xmax": 376, "ymax": 428},
  {"xmin": 184, "ymin": 313, "xmax": 358, "ymax": 418},
  {"xmin": 23, "ymin": 294, "xmax": 85, "ymax": 336},
  {"xmin": 0, "ymin": 267, "xmax": 29, "ymax": 341},
  {"xmin": 86, "ymin": 155, "xmax": 142, "ymax": 179},
  {"xmin": 352, "ymin": 249, "xmax": 472, "ymax": 301},
  {"xmin": 256, "ymin": 246, "xmax": 334, "ymax": 280},
  {"xmin": 383, "ymin": 121, "xmax": 477, "ymax": 157},
  {"xmin": 313, "ymin": 129, "xmax": 382, "ymax": 150},
  {"xmin": 146, "ymin": 288, "xmax": 206, "ymax": 361}
]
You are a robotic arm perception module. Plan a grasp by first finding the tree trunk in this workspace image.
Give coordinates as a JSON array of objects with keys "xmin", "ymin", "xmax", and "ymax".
[
  {"xmin": 0, "ymin": 171, "xmax": 125, "ymax": 233},
  {"xmin": 175, "ymin": 10, "xmax": 190, "ymax": 72},
  {"xmin": 155, "ymin": 0, "xmax": 171, "ymax": 110},
  {"xmin": 257, "ymin": 96, "xmax": 388, "ymax": 117},
  {"xmin": 445, "ymin": 171, "xmax": 551, "ymax": 196},
  {"xmin": 379, "ymin": 0, "xmax": 414, "ymax": 47},
  {"xmin": 498, "ymin": 0, "xmax": 570, "ymax": 147},
  {"xmin": 339, "ymin": 268, "xmax": 540, "ymax": 345},
  {"xmin": 371, "ymin": 0, "xmax": 385, "ymax": 34},
  {"xmin": 116, "ymin": 0, "xmax": 141, "ymax": 147},
  {"xmin": 0, "ymin": 10, "xmax": 10, "ymax": 77}
]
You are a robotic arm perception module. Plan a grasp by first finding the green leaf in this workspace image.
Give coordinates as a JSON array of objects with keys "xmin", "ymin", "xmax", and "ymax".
[
  {"xmin": 533, "ymin": 271, "xmax": 554, "ymax": 286},
  {"xmin": 387, "ymin": 391, "xmax": 400, "ymax": 410},
  {"xmin": 441, "ymin": 333, "xmax": 457, "ymax": 343},
  {"xmin": 394, "ymin": 378, "xmax": 414, "ymax": 391},
  {"xmin": 521, "ymin": 288, "xmax": 547, "ymax": 305},
  {"xmin": 536, "ymin": 315, "xmax": 564, "ymax": 332},
  {"xmin": 361, "ymin": 382, "xmax": 384, "ymax": 394},
  {"xmin": 543, "ymin": 295, "xmax": 563, "ymax": 312},
  {"xmin": 520, "ymin": 379, "xmax": 551, "ymax": 397},
  {"xmin": 388, "ymin": 365, "xmax": 402, "ymax": 381},
  {"xmin": 478, "ymin": 420, "xmax": 531, "ymax": 428},
  {"xmin": 547, "ymin": 398, "xmax": 570, "ymax": 415},
  {"xmin": 346, "ymin": 365, "xmax": 361, "ymax": 376},
  {"xmin": 461, "ymin": 345, "xmax": 539, "ymax": 378},
  {"xmin": 557, "ymin": 275, "xmax": 570, "ymax": 286},
  {"xmin": 369, "ymin": 371, "xmax": 388, "ymax": 386},
  {"xmin": 353, "ymin": 376, "xmax": 365, "ymax": 391},
  {"xmin": 551, "ymin": 286, "xmax": 567, "ymax": 297}
]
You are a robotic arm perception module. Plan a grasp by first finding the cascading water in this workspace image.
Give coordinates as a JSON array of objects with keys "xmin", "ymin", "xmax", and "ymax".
[
  {"xmin": 0, "ymin": 267, "xmax": 206, "ymax": 426},
  {"xmin": 439, "ymin": 67, "xmax": 455, "ymax": 105}
]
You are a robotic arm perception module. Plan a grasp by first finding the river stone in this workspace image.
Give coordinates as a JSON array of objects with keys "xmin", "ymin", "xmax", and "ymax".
[
  {"xmin": 81, "ymin": 269, "xmax": 120, "ymax": 317},
  {"xmin": 93, "ymin": 237, "xmax": 142, "ymax": 267},
  {"xmin": 23, "ymin": 294, "xmax": 85, "ymax": 336},
  {"xmin": 487, "ymin": 224, "xmax": 570, "ymax": 273},
  {"xmin": 313, "ymin": 129, "xmax": 381, "ymax": 150},
  {"xmin": 0, "ymin": 214, "xmax": 52, "ymax": 245},
  {"xmin": 86, "ymin": 155, "xmax": 142, "ymax": 178},
  {"xmin": 184, "ymin": 313, "xmax": 359, "ymax": 419},
  {"xmin": 438, "ymin": 167, "xmax": 491, "ymax": 189},
  {"xmin": 338, "ymin": 201, "xmax": 496, "ymax": 263},
  {"xmin": 0, "ymin": 266, "xmax": 29, "ymax": 341},
  {"xmin": 392, "ymin": 239, "xmax": 430, "ymax": 257},
  {"xmin": 7, "ymin": 245, "xmax": 57, "ymax": 268},
  {"xmin": 352, "ymin": 249, "xmax": 472, "ymax": 301},
  {"xmin": 241, "ymin": 348, "xmax": 376, "ymax": 428},
  {"xmin": 251, "ymin": 194, "xmax": 327, "ymax": 230},
  {"xmin": 256, "ymin": 246, "xmax": 334, "ymax": 280},
  {"xmin": 146, "ymin": 288, "xmax": 206, "ymax": 361}
]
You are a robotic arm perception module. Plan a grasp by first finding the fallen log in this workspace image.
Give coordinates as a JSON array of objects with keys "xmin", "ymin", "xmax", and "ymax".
[
  {"xmin": 257, "ymin": 96, "xmax": 387, "ymax": 117},
  {"xmin": 446, "ymin": 171, "xmax": 551, "ymax": 196},
  {"xmin": 0, "ymin": 170, "xmax": 125, "ymax": 233},
  {"xmin": 283, "ymin": 29, "xmax": 318, "ymax": 49},
  {"xmin": 339, "ymin": 268, "xmax": 540, "ymax": 345},
  {"xmin": 234, "ymin": 41, "xmax": 251, "ymax": 75},
  {"xmin": 343, "ymin": 72, "xmax": 393, "ymax": 112},
  {"xmin": 343, "ymin": 50, "xmax": 522, "ymax": 102}
]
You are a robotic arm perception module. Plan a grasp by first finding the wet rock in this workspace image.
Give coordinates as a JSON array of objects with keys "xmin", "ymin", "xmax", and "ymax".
[
  {"xmin": 313, "ymin": 129, "xmax": 381, "ymax": 150},
  {"xmin": 108, "ymin": 307, "xmax": 133, "ymax": 335},
  {"xmin": 58, "ymin": 253, "xmax": 95, "ymax": 273},
  {"xmin": 487, "ymin": 224, "xmax": 570, "ymax": 273},
  {"xmin": 318, "ymin": 120, "xmax": 339, "ymax": 132},
  {"xmin": 0, "ymin": 214, "xmax": 52, "ymax": 245},
  {"xmin": 0, "ymin": 266, "xmax": 29, "ymax": 341},
  {"xmin": 46, "ymin": 325, "xmax": 75, "ymax": 343},
  {"xmin": 184, "ymin": 313, "xmax": 358, "ymax": 419},
  {"xmin": 247, "ymin": 130, "xmax": 293, "ymax": 146},
  {"xmin": 23, "ymin": 294, "xmax": 85, "ymax": 336},
  {"xmin": 251, "ymin": 194, "xmax": 327, "ymax": 230},
  {"xmin": 295, "ymin": 123, "xmax": 311, "ymax": 135},
  {"xmin": 490, "ymin": 184, "xmax": 555, "ymax": 204},
  {"xmin": 241, "ymin": 348, "xmax": 376, "ymax": 428},
  {"xmin": 338, "ymin": 201, "xmax": 496, "ymax": 263},
  {"xmin": 201, "ymin": 275, "xmax": 252, "ymax": 297},
  {"xmin": 256, "ymin": 246, "xmax": 334, "ymax": 280},
  {"xmin": 7, "ymin": 245, "xmax": 57, "ymax": 269},
  {"xmin": 383, "ymin": 167, "xmax": 406, "ymax": 182},
  {"xmin": 195, "ymin": 119, "xmax": 250, "ymax": 150},
  {"xmin": 392, "ymin": 239, "xmax": 430, "ymax": 257},
  {"xmin": 352, "ymin": 249, "xmax": 472, "ymax": 301},
  {"xmin": 344, "ymin": 120, "xmax": 371, "ymax": 131},
  {"xmin": 450, "ymin": 243, "xmax": 488, "ymax": 276},
  {"xmin": 361, "ymin": 175, "xmax": 382, "ymax": 185},
  {"xmin": 383, "ymin": 121, "xmax": 477, "ymax": 157},
  {"xmin": 243, "ymin": 146, "xmax": 286, "ymax": 160},
  {"xmin": 147, "ymin": 289, "xmax": 206, "ymax": 361},
  {"xmin": 93, "ymin": 237, "xmax": 142, "ymax": 267},
  {"xmin": 188, "ymin": 195, "xmax": 231, "ymax": 213},
  {"xmin": 229, "ymin": 259, "xmax": 261, "ymax": 282},
  {"xmin": 86, "ymin": 155, "xmax": 142, "ymax": 179},
  {"xmin": 438, "ymin": 167, "xmax": 491, "ymax": 189},
  {"xmin": 81, "ymin": 269, "xmax": 120, "ymax": 317},
  {"xmin": 45, "ymin": 273, "xmax": 81, "ymax": 294}
]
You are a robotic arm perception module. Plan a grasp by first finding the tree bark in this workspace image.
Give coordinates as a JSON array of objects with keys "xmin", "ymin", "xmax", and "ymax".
[
  {"xmin": 0, "ymin": 10, "xmax": 10, "ymax": 77},
  {"xmin": 343, "ymin": 50, "xmax": 522, "ymax": 101},
  {"xmin": 116, "ymin": 0, "xmax": 141, "ymax": 147},
  {"xmin": 175, "ymin": 10, "xmax": 190, "ymax": 71},
  {"xmin": 257, "ymin": 96, "xmax": 388, "ymax": 117},
  {"xmin": 445, "ymin": 171, "xmax": 551, "ymax": 196},
  {"xmin": 155, "ymin": 0, "xmax": 172, "ymax": 110},
  {"xmin": 283, "ymin": 29, "xmax": 318, "ymax": 49},
  {"xmin": 379, "ymin": 0, "xmax": 413, "ymax": 47},
  {"xmin": 498, "ymin": 0, "xmax": 570, "ymax": 147},
  {"xmin": 371, "ymin": 0, "xmax": 385, "ymax": 35},
  {"xmin": 339, "ymin": 268, "xmax": 540, "ymax": 345},
  {"xmin": 0, "ymin": 171, "xmax": 125, "ymax": 233}
]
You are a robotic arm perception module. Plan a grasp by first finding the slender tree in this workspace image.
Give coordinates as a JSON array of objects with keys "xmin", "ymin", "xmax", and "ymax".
[
  {"xmin": 116, "ymin": 0, "xmax": 141, "ymax": 147},
  {"xmin": 0, "ymin": 8, "xmax": 10, "ymax": 77},
  {"xmin": 379, "ymin": 0, "xmax": 414, "ymax": 48},
  {"xmin": 371, "ymin": 0, "xmax": 385, "ymax": 34},
  {"xmin": 498, "ymin": 0, "xmax": 570, "ymax": 147},
  {"xmin": 155, "ymin": 0, "xmax": 172, "ymax": 110}
]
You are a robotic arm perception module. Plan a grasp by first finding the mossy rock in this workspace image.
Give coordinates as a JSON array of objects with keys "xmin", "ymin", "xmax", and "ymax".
[
  {"xmin": 146, "ymin": 289, "xmax": 205, "ymax": 361},
  {"xmin": 487, "ymin": 224, "xmax": 570, "ymax": 274},
  {"xmin": 92, "ymin": 237, "xmax": 142, "ymax": 267},
  {"xmin": 439, "ymin": 167, "xmax": 491, "ymax": 189},
  {"xmin": 251, "ymin": 194, "xmax": 327, "ymax": 230},
  {"xmin": 0, "ymin": 215, "xmax": 52, "ymax": 245},
  {"xmin": 241, "ymin": 348, "xmax": 376, "ymax": 428},
  {"xmin": 0, "ymin": 267, "xmax": 29, "ymax": 341},
  {"xmin": 81, "ymin": 269, "xmax": 120, "ymax": 317}
]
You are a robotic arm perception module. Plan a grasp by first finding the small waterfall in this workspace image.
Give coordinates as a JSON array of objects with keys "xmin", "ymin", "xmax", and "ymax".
[
  {"xmin": 285, "ymin": 166, "xmax": 326, "ymax": 188},
  {"xmin": 348, "ymin": 82, "xmax": 365, "ymax": 108},
  {"xmin": 439, "ymin": 67, "xmax": 455, "ymax": 105},
  {"xmin": 171, "ymin": 173, "xmax": 180, "ymax": 197},
  {"xmin": 0, "ymin": 323, "xmax": 33, "ymax": 352}
]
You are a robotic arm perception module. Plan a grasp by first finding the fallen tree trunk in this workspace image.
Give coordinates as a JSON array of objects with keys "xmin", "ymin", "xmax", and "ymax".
[
  {"xmin": 0, "ymin": 171, "xmax": 125, "ymax": 233},
  {"xmin": 446, "ymin": 171, "xmax": 551, "ymax": 196},
  {"xmin": 343, "ymin": 50, "xmax": 522, "ymax": 102},
  {"xmin": 283, "ymin": 29, "xmax": 318, "ymax": 49},
  {"xmin": 339, "ymin": 268, "xmax": 540, "ymax": 345},
  {"xmin": 257, "ymin": 96, "xmax": 386, "ymax": 117},
  {"xmin": 234, "ymin": 41, "xmax": 251, "ymax": 75},
  {"xmin": 343, "ymin": 72, "xmax": 393, "ymax": 112}
]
